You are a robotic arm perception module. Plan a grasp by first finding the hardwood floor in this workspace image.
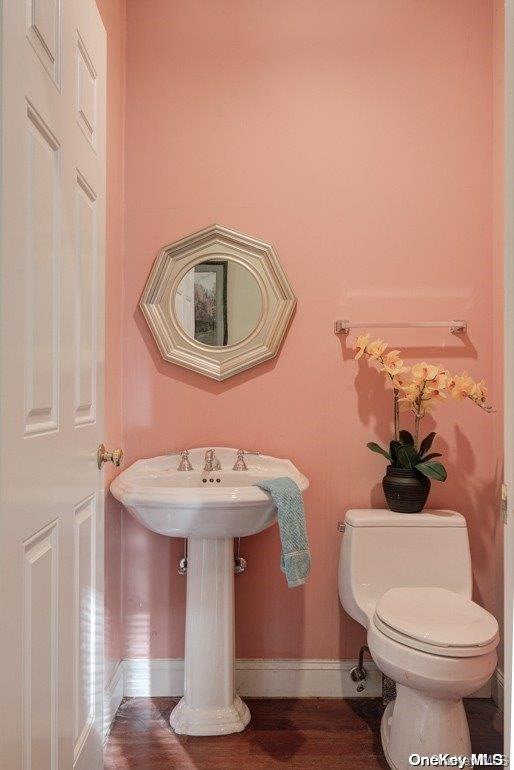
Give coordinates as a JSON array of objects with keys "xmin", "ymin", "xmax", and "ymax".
[{"xmin": 104, "ymin": 697, "xmax": 503, "ymax": 770}]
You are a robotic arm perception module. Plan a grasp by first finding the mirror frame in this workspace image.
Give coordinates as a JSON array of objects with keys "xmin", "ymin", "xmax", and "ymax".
[{"xmin": 140, "ymin": 224, "xmax": 296, "ymax": 380}]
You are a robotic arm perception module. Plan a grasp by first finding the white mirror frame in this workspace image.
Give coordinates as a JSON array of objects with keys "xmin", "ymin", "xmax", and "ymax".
[{"xmin": 140, "ymin": 225, "xmax": 296, "ymax": 381}]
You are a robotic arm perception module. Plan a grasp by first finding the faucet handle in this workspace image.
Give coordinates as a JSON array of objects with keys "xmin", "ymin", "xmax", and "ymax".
[
  {"xmin": 167, "ymin": 449, "xmax": 193, "ymax": 471},
  {"xmin": 179, "ymin": 449, "xmax": 193, "ymax": 471},
  {"xmin": 233, "ymin": 449, "xmax": 260, "ymax": 471}
]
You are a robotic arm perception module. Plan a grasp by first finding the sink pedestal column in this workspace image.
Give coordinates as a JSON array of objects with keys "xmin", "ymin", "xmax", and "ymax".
[{"xmin": 170, "ymin": 537, "xmax": 250, "ymax": 736}]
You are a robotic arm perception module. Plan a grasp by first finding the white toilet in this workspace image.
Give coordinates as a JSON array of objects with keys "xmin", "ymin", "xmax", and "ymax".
[{"xmin": 338, "ymin": 509, "xmax": 499, "ymax": 770}]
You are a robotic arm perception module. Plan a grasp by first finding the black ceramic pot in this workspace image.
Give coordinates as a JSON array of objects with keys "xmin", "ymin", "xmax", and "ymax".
[{"xmin": 382, "ymin": 466, "xmax": 430, "ymax": 514}]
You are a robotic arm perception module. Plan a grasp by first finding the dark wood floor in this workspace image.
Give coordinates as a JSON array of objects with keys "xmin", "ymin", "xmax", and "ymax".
[{"xmin": 104, "ymin": 697, "xmax": 503, "ymax": 770}]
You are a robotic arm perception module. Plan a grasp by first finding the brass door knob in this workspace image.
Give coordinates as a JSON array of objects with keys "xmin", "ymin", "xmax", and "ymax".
[{"xmin": 97, "ymin": 444, "xmax": 124, "ymax": 470}]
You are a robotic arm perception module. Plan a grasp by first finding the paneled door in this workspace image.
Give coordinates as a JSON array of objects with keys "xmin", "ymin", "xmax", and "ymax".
[{"xmin": 0, "ymin": 1, "xmax": 106, "ymax": 769}]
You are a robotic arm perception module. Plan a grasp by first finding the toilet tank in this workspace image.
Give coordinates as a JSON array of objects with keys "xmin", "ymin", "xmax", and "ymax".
[{"xmin": 338, "ymin": 509, "xmax": 472, "ymax": 628}]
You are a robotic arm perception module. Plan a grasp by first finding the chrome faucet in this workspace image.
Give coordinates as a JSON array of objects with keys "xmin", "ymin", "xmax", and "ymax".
[
  {"xmin": 233, "ymin": 449, "xmax": 260, "ymax": 471},
  {"xmin": 167, "ymin": 449, "xmax": 193, "ymax": 471},
  {"xmin": 204, "ymin": 448, "xmax": 222, "ymax": 472}
]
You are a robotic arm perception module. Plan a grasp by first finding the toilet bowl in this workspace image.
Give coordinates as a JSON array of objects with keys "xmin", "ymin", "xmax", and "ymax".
[{"xmin": 338, "ymin": 509, "xmax": 499, "ymax": 770}]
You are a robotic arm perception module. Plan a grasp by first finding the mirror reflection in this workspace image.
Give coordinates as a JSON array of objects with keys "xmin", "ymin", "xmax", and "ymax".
[{"xmin": 174, "ymin": 260, "xmax": 263, "ymax": 347}]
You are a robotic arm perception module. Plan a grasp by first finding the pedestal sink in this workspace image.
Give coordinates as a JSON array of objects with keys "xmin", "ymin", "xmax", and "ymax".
[{"xmin": 110, "ymin": 447, "xmax": 308, "ymax": 736}]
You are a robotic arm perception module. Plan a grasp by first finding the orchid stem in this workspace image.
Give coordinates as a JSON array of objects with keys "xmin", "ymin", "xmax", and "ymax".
[
  {"xmin": 393, "ymin": 389, "xmax": 399, "ymax": 441},
  {"xmin": 414, "ymin": 415, "xmax": 420, "ymax": 450}
]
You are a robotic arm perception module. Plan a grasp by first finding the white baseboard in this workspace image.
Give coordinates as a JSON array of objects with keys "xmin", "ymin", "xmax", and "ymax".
[
  {"xmin": 123, "ymin": 657, "xmax": 383, "ymax": 698},
  {"xmin": 492, "ymin": 667, "xmax": 504, "ymax": 710},
  {"xmin": 124, "ymin": 658, "xmax": 185, "ymax": 698},
  {"xmin": 103, "ymin": 661, "xmax": 124, "ymax": 742},
  {"xmin": 235, "ymin": 658, "xmax": 384, "ymax": 698},
  {"xmin": 121, "ymin": 657, "xmax": 491, "ymax": 700}
]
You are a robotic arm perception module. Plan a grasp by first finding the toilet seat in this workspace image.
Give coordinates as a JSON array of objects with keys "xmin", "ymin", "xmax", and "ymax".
[{"xmin": 373, "ymin": 587, "xmax": 499, "ymax": 658}]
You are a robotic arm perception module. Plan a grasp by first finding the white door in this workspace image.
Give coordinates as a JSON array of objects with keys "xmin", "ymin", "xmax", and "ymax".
[{"xmin": 0, "ymin": 1, "xmax": 107, "ymax": 769}]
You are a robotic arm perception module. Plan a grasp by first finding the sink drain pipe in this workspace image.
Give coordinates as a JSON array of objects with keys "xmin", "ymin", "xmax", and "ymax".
[
  {"xmin": 177, "ymin": 538, "xmax": 247, "ymax": 575},
  {"xmin": 178, "ymin": 539, "xmax": 188, "ymax": 575}
]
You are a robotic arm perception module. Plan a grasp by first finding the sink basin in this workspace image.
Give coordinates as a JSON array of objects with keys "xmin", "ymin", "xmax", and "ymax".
[
  {"xmin": 110, "ymin": 447, "xmax": 309, "ymax": 737},
  {"xmin": 110, "ymin": 447, "xmax": 308, "ymax": 538}
]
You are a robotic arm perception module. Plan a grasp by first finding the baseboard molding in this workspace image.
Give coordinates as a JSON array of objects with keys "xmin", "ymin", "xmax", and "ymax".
[
  {"xmin": 124, "ymin": 658, "xmax": 185, "ymax": 698},
  {"xmin": 121, "ymin": 657, "xmax": 492, "ymax": 700},
  {"xmin": 492, "ymin": 667, "xmax": 504, "ymax": 710},
  {"xmin": 103, "ymin": 661, "xmax": 124, "ymax": 742},
  {"xmin": 104, "ymin": 657, "xmax": 495, "ymax": 732},
  {"xmin": 123, "ymin": 657, "xmax": 384, "ymax": 698},
  {"xmin": 235, "ymin": 658, "xmax": 384, "ymax": 698}
]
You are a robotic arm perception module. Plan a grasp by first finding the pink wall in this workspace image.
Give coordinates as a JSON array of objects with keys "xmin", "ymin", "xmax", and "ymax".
[
  {"xmin": 122, "ymin": 0, "xmax": 502, "ymax": 661},
  {"xmin": 95, "ymin": 0, "xmax": 126, "ymax": 683}
]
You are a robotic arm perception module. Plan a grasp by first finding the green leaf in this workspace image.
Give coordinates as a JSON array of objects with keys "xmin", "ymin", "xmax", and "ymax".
[
  {"xmin": 366, "ymin": 442, "xmax": 391, "ymax": 462},
  {"xmin": 420, "ymin": 452, "xmax": 442, "ymax": 462},
  {"xmin": 389, "ymin": 440, "xmax": 401, "ymax": 466},
  {"xmin": 397, "ymin": 444, "xmax": 419, "ymax": 469},
  {"xmin": 419, "ymin": 432, "xmax": 437, "ymax": 458},
  {"xmin": 399, "ymin": 430, "xmax": 415, "ymax": 445},
  {"xmin": 415, "ymin": 460, "xmax": 447, "ymax": 481}
]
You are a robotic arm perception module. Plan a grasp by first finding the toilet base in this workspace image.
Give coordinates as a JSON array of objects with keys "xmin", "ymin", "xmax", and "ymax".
[
  {"xmin": 380, "ymin": 701, "xmax": 398, "ymax": 770},
  {"xmin": 380, "ymin": 685, "xmax": 471, "ymax": 770}
]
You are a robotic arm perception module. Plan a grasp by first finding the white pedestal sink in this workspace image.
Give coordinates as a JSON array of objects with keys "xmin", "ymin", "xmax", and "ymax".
[{"xmin": 110, "ymin": 447, "xmax": 308, "ymax": 736}]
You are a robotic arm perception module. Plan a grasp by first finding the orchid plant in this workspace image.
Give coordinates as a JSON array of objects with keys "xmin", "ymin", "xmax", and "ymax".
[{"xmin": 354, "ymin": 334, "xmax": 493, "ymax": 482}]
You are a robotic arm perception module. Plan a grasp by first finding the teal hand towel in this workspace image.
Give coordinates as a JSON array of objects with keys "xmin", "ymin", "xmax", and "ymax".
[{"xmin": 256, "ymin": 477, "xmax": 310, "ymax": 588}]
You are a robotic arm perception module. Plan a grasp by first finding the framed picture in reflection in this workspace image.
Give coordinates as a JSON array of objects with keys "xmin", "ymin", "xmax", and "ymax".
[{"xmin": 194, "ymin": 261, "xmax": 228, "ymax": 346}]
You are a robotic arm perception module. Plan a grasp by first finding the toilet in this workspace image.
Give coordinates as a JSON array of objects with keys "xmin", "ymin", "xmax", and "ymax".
[{"xmin": 338, "ymin": 509, "xmax": 499, "ymax": 770}]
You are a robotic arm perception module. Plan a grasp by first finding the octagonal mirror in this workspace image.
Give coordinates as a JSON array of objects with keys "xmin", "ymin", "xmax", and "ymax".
[{"xmin": 140, "ymin": 225, "xmax": 296, "ymax": 380}]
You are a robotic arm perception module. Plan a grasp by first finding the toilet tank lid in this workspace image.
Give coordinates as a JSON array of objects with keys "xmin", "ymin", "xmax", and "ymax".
[{"xmin": 345, "ymin": 509, "xmax": 466, "ymax": 528}]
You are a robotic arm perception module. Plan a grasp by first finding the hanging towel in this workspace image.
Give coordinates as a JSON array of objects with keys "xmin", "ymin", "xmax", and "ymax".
[{"xmin": 256, "ymin": 477, "xmax": 310, "ymax": 587}]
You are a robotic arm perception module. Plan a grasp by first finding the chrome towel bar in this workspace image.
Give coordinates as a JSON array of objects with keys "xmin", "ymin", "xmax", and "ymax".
[{"xmin": 334, "ymin": 319, "xmax": 467, "ymax": 335}]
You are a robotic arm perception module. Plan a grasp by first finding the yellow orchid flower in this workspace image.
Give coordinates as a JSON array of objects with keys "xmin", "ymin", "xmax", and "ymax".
[
  {"xmin": 472, "ymin": 379, "xmax": 487, "ymax": 402},
  {"xmin": 392, "ymin": 372, "xmax": 411, "ymax": 390},
  {"xmin": 448, "ymin": 372, "xmax": 475, "ymax": 400},
  {"xmin": 469, "ymin": 379, "xmax": 494, "ymax": 411},
  {"xmin": 380, "ymin": 350, "xmax": 409, "ymax": 378},
  {"xmin": 424, "ymin": 367, "xmax": 449, "ymax": 401},
  {"xmin": 398, "ymin": 396, "xmax": 416, "ymax": 413},
  {"xmin": 435, "ymin": 367, "xmax": 451, "ymax": 390},
  {"xmin": 398, "ymin": 382, "xmax": 419, "ymax": 411},
  {"xmin": 366, "ymin": 339, "xmax": 388, "ymax": 360},
  {"xmin": 426, "ymin": 387, "xmax": 447, "ymax": 404},
  {"xmin": 353, "ymin": 333, "xmax": 370, "ymax": 360},
  {"xmin": 411, "ymin": 362, "xmax": 440, "ymax": 383},
  {"xmin": 352, "ymin": 331, "xmax": 494, "ymax": 467}
]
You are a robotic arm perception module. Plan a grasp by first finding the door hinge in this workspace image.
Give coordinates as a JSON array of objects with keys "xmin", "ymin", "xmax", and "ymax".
[{"xmin": 502, "ymin": 483, "xmax": 508, "ymax": 524}]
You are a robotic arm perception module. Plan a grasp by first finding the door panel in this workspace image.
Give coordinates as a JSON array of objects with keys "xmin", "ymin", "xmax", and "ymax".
[
  {"xmin": 73, "ymin": 495, "xmax": 96, "ymax": 763},
  {"xmin": 0, "ymin": 1, "xmax": 106, "ymax": 768},
  {"xmin": 26, "ymin": 0, "xmax": 61, "ymax": 83},
  {"xmin": 77, "ymin": 33, "xmax": 97, "ymax": 147},
  {"xmin": 24, "ymin": 103, "xmax": 60, "ymax": 437},
  {"xmin": 75, "ymin": 172, "xmax": 97, "ymax": 427},
  {"xmin": 23, "ymin": 521, "xmax": 59, "ymax": 770}
]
